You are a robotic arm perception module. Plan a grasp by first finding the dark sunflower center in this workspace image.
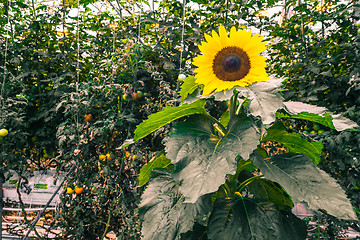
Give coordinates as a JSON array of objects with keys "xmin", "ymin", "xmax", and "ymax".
[
  {"xmin": 223, "ymin": 55, "xmax": 241, "ymax": 73},
  {"xmin": 213, "ymin": 46, "xmax": 251, "ymax": 82}
]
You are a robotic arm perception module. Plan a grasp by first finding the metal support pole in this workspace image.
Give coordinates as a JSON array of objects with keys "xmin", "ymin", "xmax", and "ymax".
[
  {"xmin": 22, "ymin": 165, "xmax": 75, "ymax": 240},
  {"xmin": 1, "ymin": 178, "xmax": 3, "ymax": 240}
]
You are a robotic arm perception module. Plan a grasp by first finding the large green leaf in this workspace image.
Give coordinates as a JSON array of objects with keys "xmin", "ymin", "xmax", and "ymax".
[
  {"xmin": 139, "ymin": 172, "xmax": 212, "ymax": 240},
  {"xmin": 164, "ymin": 115, "xmax": 259, "ymax": 203},
  {"xmin": 262, "ymin": 122, "xmax": 323, "ymax": 165},
  {"xmin": 134, "ymin": 99, "xmax": 207, "ymax": 141},
  {"xmin": 237, "ymin": 77, "xmax": 284, "ymax": 124},
  {"xmin": 251, "ymin": 153, "xmax": 357, "ymax": 220},
  {"xmin": 207, "ymin": 198, "xmax": 307, "ymax": 240},
  {"xmin": 180, "ymin": 223, "xmax": 207, "ymax": 240},
  {"xmin": 179, "ymin": 76, "xmax": 201, "ymax": 102},
  {"xmin": 283, "ymin": 101, "xmax": 358, "ymax": 131},
  {"xmin": 248, "ymin": 178, "xmax": 294, "ymax": 210},
  {"xmin": 138, "ymin": 152, "xmax": 171, "ymax": 187},
  {"xmin": 276, "ymin": 111, "xmax": 334, "ymax": 129}
]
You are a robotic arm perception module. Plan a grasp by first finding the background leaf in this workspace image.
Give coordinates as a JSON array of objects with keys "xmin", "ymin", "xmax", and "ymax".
[
  {"xmin": 134, "ymin": 99, "xmax": 207, "ymax": 141},
  {"xmin": 276, "ymin": 111, "xmax": 335, "ymax": 129},
  {"xmin": 262, "ymin": 122, "xmax": 323, "ymax": 165},
  {"xmin": 207, "ymin": 198, "xmax": 307, "ymax": 240},
  {"xmin": 139, "ymin": 172, "xmax": 212, "ymax": 240},
  {"xmin": 164, "ymin": 115, "xmax": 259, "ymax": 203},
  {"xmin": 283, "ymin": 101, "xmax": 358, "ymax": 131},
  {"xmin": 251, "ymin": 153, "xmax": 357, "ymax": 220},
  {"xmin": 138, "ymin": 152, "xmax": 171, "ymax": 187},
  {"xmin": 179, "ymin": 76, "xmax": 201, "ymax": 102}
]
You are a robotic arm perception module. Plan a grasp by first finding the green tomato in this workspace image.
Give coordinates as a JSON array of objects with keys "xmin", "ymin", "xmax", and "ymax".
[
  {"xmin": 310, "ymin": 130, "xmax": 316, "ymax": 135},
  {"xmin": 178, "ymin": 74, "xmax": 186, "ymax": 82},
  {"xmin": 356, "ymin": 20, "xmax": 360, "ymax": 28},
  {"xmin": 358, "ymin": 29, "xmax": 360, "ymax": 35},
  {"xmin": 313, "ymin": 124, "xmax": 321, "ymax": 131},
  {"xmin": 136, "ymin": 91, "xmax": 144, "ymax": 97},
  {"xmin": 0, "ymin": 129, "xmax": 8, "ymax": 137},
  {"xmin": 304, "ymin": 125, "xmax": 312, "ymax": 131},
  {"xmin": 318, "ymin": 129, "xmax": 325, "ymax": 134},
  {"xmin": 122, "ymin": 94, "xmax": 129, "ymax": 101},
  {"xmin": 294, "ymin": 24, "xmax": 300, "ymax": 30}
]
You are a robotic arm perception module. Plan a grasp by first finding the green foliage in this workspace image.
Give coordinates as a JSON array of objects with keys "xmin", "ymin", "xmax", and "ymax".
[
  {"xmin": 179, "ymin": 76, "xmax": 202, "ymax": 102},
  {"xmin": 237, "ymin": 78, "xmax": 284, "ymax": 124},
  {"xmin": 139, "ymin": 73, "xmax": 358, "ymax": 239},
  {"xmin": 139, "ymin": 171, "xmax": 212, "ymax": 240},
  {"xmin": 207, "ymin": 198, "xmax": 307, "ymax": 240},
  {"xmin": 276, "ymin": 111, "xmax": 335, "ymax": 130},
  {"xmin": 2, "ymin": 0, "xmax": 360, "ymax": 238},
  {"xmin": 266, "ymin": 2, "xmax": 360, "ymax": 233},
  {"xmin": 251, "ymin": 153, "xmax": 357, "ymax": 220},
  {"xmin": 283, "ymin": 101, "xmax": 357, "ymax": 131},
  {"xmin": 247, "ymin": 178, "xmax": 294, "ymax": 210},
  {"xmin": 134, "ymin": 99, "xmax": 207, "ymax": 142},
  {"xmin": 262, "ymin": 122, "xmax": 323, "ymax": 164},
  {"xmin": 138, "ymin": 151, "xmax": 171, "ymax": 187},
  {"xmin": 164, "ymin": 114, "xmax": 259, "ymax": 203}
]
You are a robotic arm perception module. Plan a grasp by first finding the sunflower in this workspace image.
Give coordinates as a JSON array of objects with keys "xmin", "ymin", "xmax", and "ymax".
[{"xmin": 193, "ymin": 25, "xmax": 268, "ymax": 95}]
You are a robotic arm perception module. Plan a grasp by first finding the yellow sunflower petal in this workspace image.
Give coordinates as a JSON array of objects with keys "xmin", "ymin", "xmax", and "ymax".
[
  {"xmin": 231, "ymin": 29, "xmax": 252, "ymax": 48},
  {"xmin": 204, "ymin": 33, "xmax": 220, "ymax": 50},
  {"xmin": 218, "ymin": 25, "xmax": 229, "ymax": 46},
  {"xmin": 193, "ymin": 55, "xmax": 213, "ymax": 67},
  {"xmin": 202, "ymin": 81, "xmax": 218, "ymax": 95},
  {"xmin": 243, "ymin": 38, "xmax": 267, "ymax": 54},
  {"xmin": 195, "ymin": 71, "xmax": 215, "ymax": 84}
]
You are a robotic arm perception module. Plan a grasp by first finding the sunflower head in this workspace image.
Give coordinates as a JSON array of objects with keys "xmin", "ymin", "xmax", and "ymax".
[{"xmin": 193, "ymin": 25, "xmax": 269, "ymax": 95}]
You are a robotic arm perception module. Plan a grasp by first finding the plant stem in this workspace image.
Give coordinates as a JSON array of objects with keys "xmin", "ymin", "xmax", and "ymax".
[
  {"xmin": 229, "ymin": 91, "xmax": 239, "ymax": 120},
  {"xmin": 207, "ymin": 114, "xmax": 226, "ymax": 135},
  {"xmin": 213, "ymin": 123, "xmax": 225, "ymax": 137},
  {"xmin": 101, "ymin": 211, "xmax": 112, "ymax": 240},
  {"xmin": 236, "ymin": 175, "xmax": 263, "ymax": 192}
]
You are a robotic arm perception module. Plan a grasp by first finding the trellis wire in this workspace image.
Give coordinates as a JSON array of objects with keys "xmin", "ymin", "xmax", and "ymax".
[
  {"xmin": 22, "ymin": 1, "xmax": 82, "ymax": 237},
  {"xmin": 1, "ymin": 0, "xmax": 10, "ymax": 124},
  {"xmin": 0, "ymin": 1, "xmax": 11, "ymax": 239},
  {"xmin": 179, "ymin": 0, "xmax": 186, "ymax": 75},
  {"xmin": 176, "ymin": 0, "xmax": 186, "ymax": 94},
  {"xmin": 21, "ymin": 165, "xmax": 76, "ymax": 240}
]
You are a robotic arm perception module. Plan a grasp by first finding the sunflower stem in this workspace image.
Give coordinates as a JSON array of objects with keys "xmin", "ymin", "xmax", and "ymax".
[
  {"xmin": 207, "ymin": 114, "xmax": 227, "ymax": 135},
  {"xmin": 235, "ymin": 103, "xmax": 242, "ymax": 115},
  {"xmin": 229, "ymin": 91, "xmax": 239, "ymax": 120},
  {"xmin": 236, "ymin": 175, "xmax": 263, "ymax": 192},
  {"xmin": 213, "ymin": 123, "xmax": 225, "ymax": 137}
]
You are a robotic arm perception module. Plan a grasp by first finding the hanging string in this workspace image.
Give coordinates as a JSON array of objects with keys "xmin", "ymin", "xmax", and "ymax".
[
  {"xmin": 176, "ymin": 0, "xmax": 187, "ymax": 94},
  {"xmin": 178, "ymin": 0, "xmax": 186, "ymax": 75},
  {"xmin": 76, "ymin": 3, "xmax": 80, "ymax": 87},
  {"xmin": 73, "ymin": 0, "xmax": 81, "ymax": 160},
  {"xmin": 137, "ymin": 1, "xmax": 142, "ymax": 44},
  {"xmin": 0, "ymin": 3, "xmax": 8, "ymax": 236},
  {"xmin": 1, "ymin": 0, "xmax": 11, "ymax": 125}
]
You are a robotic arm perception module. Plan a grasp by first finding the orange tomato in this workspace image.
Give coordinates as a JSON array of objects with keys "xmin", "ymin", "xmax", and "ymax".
[
  {"xmin": 132, "ymin": 92, "xmax": 138, "ymax": 100},
  {"xmin": 84, "ymin": 114, "xmax": 93, "ymax": 122},
  {"xmin": 74, "ymin": 186, "xmax": 84, "ymax": 194}
]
